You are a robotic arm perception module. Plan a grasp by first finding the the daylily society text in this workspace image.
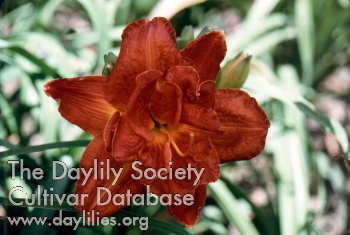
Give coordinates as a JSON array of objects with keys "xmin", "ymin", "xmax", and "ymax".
[{"xmin": 7, "ymin": 159, "xmax": 205, "ymax": 207}]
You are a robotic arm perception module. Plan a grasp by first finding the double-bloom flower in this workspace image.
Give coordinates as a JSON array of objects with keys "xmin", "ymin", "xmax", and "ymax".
[{"xmin": 44, "ymin": 17, "xmax": 270, "ymax": 227}]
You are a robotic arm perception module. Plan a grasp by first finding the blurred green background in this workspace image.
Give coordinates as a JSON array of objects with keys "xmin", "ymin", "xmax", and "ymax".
[{"xmin": 1, "ymin": 0, "xmax": 350, "ymax": 234}]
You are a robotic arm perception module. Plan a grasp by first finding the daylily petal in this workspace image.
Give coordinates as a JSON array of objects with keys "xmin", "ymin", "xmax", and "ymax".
[
  {"xmin": 138, "ymin": 128, "xmax": 172, "ymax": 185},
  {"xmin": 147, "ymin": 134, "xmax": 197, "ymax": 196},
  {"xmin": 151, "ymin": 80, "xmax": 183, "ymax": 126},
  {"xmin": 195, "ymin": 80, "xmax": 216, "ymax": 108},
  {"xmin": 104, "ymin": 17, "xmax": 184, "ymax": 111},
  {"xmin": 149, "ymin": 125, "xmax": 219, "ymax": 196},
  {"xmin": 167, "ymin": 184, "xmax": 207, "ymax": 228},
  {"xmin": 103, "ymin": 111, "xmax": 121, "ymax": 152},
  {"xmin": 212, "ymin": 89, "xmax": 270, "ymax": 163},
  {"xmin": 170, "ymin": 125, "xmax": 211, "ymax": 162},
  {"xmin": 191, "ymin": 141, "xmax": 220, "ymax": 185},
  {"xmin": 181, "ymin": 30, "xmax": 227, "ymax": 83},
  {"xmin": 111, "ymin": 115, "xmax": 144, "ymax": 161},
  {"xmin": 126, "ymin": 69, "xmax": 163, "ymax": 141},
  {"xmin": 75, "ymin": 133, "xmax": 145, "ymax": 218},
  {"xmin": 181, "ymin": 103, "xmax": 222, "ymax": 132},
  {"xmin": 171, "ymin": 126, "xmax": 220, "ymax": 185},
  {"xmin": 166, "ymin": 66, "xmax": 200, "ymax": 99},
  {"xmin": 44, "ymin": 76, "xmax": 115, "ymax": 136},
  {"xmin": 148, "ymin": 155, "xmax": 197, "ymax": 197}
]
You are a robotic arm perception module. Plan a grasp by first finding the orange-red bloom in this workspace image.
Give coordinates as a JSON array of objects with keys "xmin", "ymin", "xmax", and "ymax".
[{"xmin": 44, "ymin": 17, "xmax": 270, "ymax": 227}]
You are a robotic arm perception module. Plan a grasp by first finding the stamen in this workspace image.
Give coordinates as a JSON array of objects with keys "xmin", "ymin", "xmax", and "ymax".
[{"xmin": 169, "ymin": 132, "xmax": 194, "ymax": 157}]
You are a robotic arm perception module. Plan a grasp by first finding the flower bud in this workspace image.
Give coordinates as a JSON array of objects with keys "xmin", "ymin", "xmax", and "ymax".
[
  {"xmin": 197, "ymin": 26, "xmax": 214, "ymax": 38},
  {"xmin": 177, "ymin": 26, "xmax": 194, "ymax": 49},
  {"xmin": 218, "ymin": 52, "xmax": 251, "ymax": 89},
  {"xmin": 102, "ymin": 52, "xmax": 118, "ymax": 76}
]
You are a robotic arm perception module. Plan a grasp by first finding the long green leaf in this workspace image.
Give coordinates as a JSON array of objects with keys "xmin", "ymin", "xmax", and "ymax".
[
  {"xmin": 0, "ymin": 139, "xmax": 18, "ymax": 149},
  {"xmin": 246, "ymin": 0, "xmax": 280, "ymax": 22},
  {"xmin": 77, "ymin": 0, "xmax": 121, "ymax": 67},
  {"xmin": 208, "ymin": 180, "xmax": 259, "ymax": 235},
  {"xmin": 0, "ymin": 141, "xmax": 90, "ymax": 158},
  {"xmin": 0, "ymin": 44, "xmax": 60, "ymax": 77},
  {"xmin": 0, "ymin": 93, "xmax": 18, "ymax": 134},
  {"xmin": 220, "ymin": 176, "xmax": 279, "ymax": 235},
  {"xmin": 148, "ymin": 0, "xmax": 206, "ymax": 19},
  {"xmin": 273, "ymin": 65, "xmax": 310, "ymax": 234},
  {"xmin": 8, "ymin": 32, "xmax": 76, "ymax": 77},
  {"xmin": 247, "ymin": 60, "xmax": 349, "ymax": 158},
  {"xmin": 225, "ymin": 14, "xmax": 288, "ymax": 61},
  {"xmin": 245, "ymin": 27, "xmax": 296, "ymax": 56},
  {"xmin": 295, "ymin": 0, "xmax": 315, "ymax": 85}
]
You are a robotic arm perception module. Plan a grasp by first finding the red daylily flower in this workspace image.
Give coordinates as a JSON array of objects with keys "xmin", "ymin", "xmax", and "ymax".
[{"xmin": 44, "ymin": 17, "xmax": 270, "ymax": 227}]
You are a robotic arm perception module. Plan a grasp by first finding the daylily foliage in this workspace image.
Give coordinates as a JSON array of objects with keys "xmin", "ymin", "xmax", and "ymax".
[{"xmin": 44, "ymin": 17, "xmax": 270, "ymax": 227}]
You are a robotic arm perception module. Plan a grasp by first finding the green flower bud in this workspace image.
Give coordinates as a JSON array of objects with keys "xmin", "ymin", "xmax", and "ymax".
[
  {"xmin": 177, "ymin": 25, "xmax": 195, "ymax": 50},
  {"xmin": 102, "ymin": 52, "xmax": 118, "ymax": 76},
  {"xmin": 218, "ymin": 52, "xmax": 251, "ymax": 89},
  {"xmin": 197, "ymin": 26, "xmax": 214, "ymax": 38}
]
